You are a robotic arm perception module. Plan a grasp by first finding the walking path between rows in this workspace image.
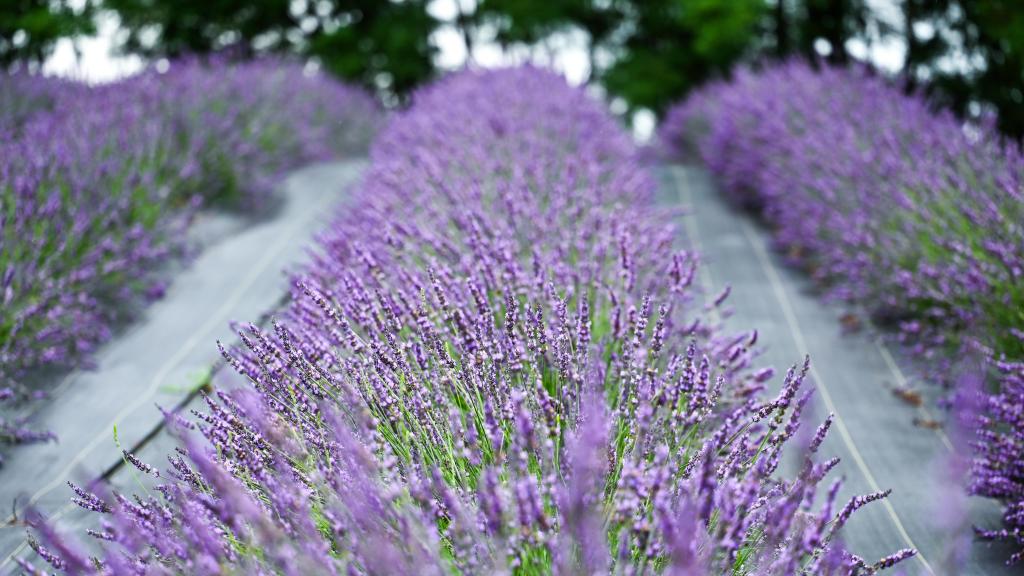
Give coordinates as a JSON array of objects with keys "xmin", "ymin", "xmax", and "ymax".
[
  {"xmin": 660, "ymin": 165, "xmax": 1015, "ymax": 576},
  {"xmin": 0, "ymin": 160, "xmax": 364, "ymax": 571}
]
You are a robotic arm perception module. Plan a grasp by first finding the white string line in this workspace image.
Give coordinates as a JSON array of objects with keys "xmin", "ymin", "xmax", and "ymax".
[
  {"xmin": 676, "ymin": 165, "xmax": 933, "ymax": 572},
  {"xmin": 872, "ymin": 335, "xmax": 954, "ymax": 452},
  {"xmin": 738, "ymin": 218, "xmax": 936, "ymax": 575},
  {"xmin": 0, "ymin": 165, "xmax": 354, "ymax": 570}
]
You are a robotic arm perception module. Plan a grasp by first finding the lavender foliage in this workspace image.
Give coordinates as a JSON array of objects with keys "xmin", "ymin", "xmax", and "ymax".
[
  {"xmin": 24, "ymin": 67, "xmax": 912, "ymax": 575},
  {"xmin": 973, "ymin": 359, "xmax": 1024, "ymax": 563},
  {"xmin": 0, "ymin": 59, "xmax": 380, "ymax": 446},
  {"xmin": 661, "ymin": 59, "xmax": 1024, "ymax": 563}
]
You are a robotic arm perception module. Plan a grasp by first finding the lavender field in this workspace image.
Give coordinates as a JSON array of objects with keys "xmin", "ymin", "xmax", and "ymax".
[
  {"xmin": 0, "ymin": 43, "xmax": 1021, "ymax": 576},
  {"xmin": 662, "ymin": 61, "xmax": 1024, "ymax": 573},
  {"xmin": 0, "ymin": 59, "xmax": 379, "ymax": 413}
]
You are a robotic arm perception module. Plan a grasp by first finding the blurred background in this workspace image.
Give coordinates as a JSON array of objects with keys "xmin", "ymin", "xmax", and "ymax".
[{"xmin": 2, "ymin": 0, "xmax": 1022, "ymax": 139}]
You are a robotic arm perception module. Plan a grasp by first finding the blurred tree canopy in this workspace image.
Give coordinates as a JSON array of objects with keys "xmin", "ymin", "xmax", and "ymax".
[
  {"xmin": 921, "ymin": 1, "xmax": 1024, "ymax": 137},
  {"xmin": 595, "ymin": 0, "xmax": 765, "ymax": 114},
  {"xmin": 0, "ymin": 0, "xmax": 94, "ymax": 67},
  {"xmin": 2, "ymin": 0, "xmax": 1023, "ymax": 136},
  {"xmin": 473, "ymin": 0, "xmax": 1023, "ymax": 136},
  {"xmin": 101, "ymin": 0, "xmax": 437, "ymax": 101}
]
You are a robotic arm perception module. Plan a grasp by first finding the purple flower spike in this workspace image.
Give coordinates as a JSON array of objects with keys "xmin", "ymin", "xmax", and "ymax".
[
  {"xmin": 662, "ymin": 58, "xmax": 1024, "ymax": 564},
  {"xmin": 26, "ymin": 66, "xmax": 910, "ymax": 575}
]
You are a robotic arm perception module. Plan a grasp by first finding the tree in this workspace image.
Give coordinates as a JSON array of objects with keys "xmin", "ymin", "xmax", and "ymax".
[
  {"xmin": 475, "ymin": 0, "xmax": 763, "ymax": 117},
  {"xmin": 901, "ymin": 0, "xmax": 951, "ymax": 86},
  {"xmin": 956, "ymin": 1, "xmax": 1024, "ymax": 137},
  {"xmin": 308, "ymin": 1, "xmax": 437, "ymax": 101},
  {"xmin": 103, "ymin": 0, "xmax": 294, "ymax": 56},
  {"xmin": 475, "ymin": 0, "xmax": 624, "ymax": 83},
  {"xmin": 898, "ymin": 0, "xmax": 1024, "ymax": 138},
  {"xmin": 601, "ymin": 0, "xmax": 764, "ymax": 116},
  {"xmin": 101, "ymin": 0, "xmax": 438, "ymax": 101},
  {"xmin": 0, "ymin": 0, "xmax": 94, "ymax": 68}
]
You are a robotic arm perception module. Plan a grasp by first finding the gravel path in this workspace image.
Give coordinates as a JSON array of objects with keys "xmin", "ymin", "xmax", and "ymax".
[
  {"xmin": 660, "ymin": 165, "xmax": 1016, "ymax": 575},
  {"xmin": 0, "ymin": 161, "xmax": 364, "ymax": 570}
]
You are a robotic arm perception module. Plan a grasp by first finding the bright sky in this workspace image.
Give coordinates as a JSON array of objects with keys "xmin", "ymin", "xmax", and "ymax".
[
  {"xmin": 43, "ymin": 0, "xmax": 912, "ymax": 142},
  {"xmin": 858, "ymin": 0, "xmax": 907, "ymax": 73}
]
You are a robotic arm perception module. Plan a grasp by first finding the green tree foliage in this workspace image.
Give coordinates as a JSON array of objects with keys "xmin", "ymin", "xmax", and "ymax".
[
  {"xmin": 0, "ymin": 0, "xmax": 94, "ymax": 67},
  {"xmin": 901, "ymin": 0, "xmax": 952, "ymax": 83},
  {"xmin": 101, "ymin": 0, "xmax": 437, "ymax": 101},
  {"xmin": 478, "ymin": 0, "xmax": 1022, "ymax": 136},
  {"xmin": 103, "ymin": 0, "xmax": 294, "ymax": 56},
  {"xmin": 308, "ymin": 1, "xmax": 436, "ymax": 101},
  {"xmin": 793, "ymin": 0, "xmax": 867, "ymax": 63},
  {"xmin": 953, "ymin": 1, "xmax": 1024, "ymax": 137},
  {"xmin": 601, "ymin": 0, "xmax": 764, "ymax": 115},
  {"xmin": 896, "ymin": 0, "xmax": 1024, "ymax": 137},
  {"xmin": 474, "ymin": 0, "xmax": 764, "ymax": 116},
  {"xmin": 476, "ymin": 0, "xmax": 624, "ymax": 84}
]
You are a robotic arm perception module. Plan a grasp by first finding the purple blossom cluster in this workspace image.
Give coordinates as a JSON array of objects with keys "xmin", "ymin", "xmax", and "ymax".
[
  {"xmin": 0, "ymin": 59, "xmax": 380, "ymax": 446},
  {"xmin": 23, "ymin": 67, "xmax": 913, "ymax": 574},
  {"xmin": 974, "ymin": 359, "xmax": 1024, "ymax": 562},
  {"xmin": 0, "ymin": 73, "xmax": 82, "ymax": 131},
  {"xmin": 661, "ymin": 59, "xmax": 1024, "ymax": 563}
]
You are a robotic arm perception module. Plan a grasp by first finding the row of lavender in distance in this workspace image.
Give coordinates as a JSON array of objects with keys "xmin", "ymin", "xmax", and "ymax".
[
  {"xmin": 23, "ymin": 67, "xmax": 913, "ymax": 575},
  {"xmin": 0, "ymin": 59, "xmax": 380, "ymax": 447},
  {"xmin": 660, "ymin": 59, "xmax": 1024, "ymax": 563}
]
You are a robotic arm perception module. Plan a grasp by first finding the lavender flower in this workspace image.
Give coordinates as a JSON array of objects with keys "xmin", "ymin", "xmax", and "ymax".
[
  {"xmin": 25, "ymin": 66, "xmax": 910, "ymax": 575},
  {"xmin": 663, "ymin": 59, "xmax": 1024, "ymax": 563},
  {"xmin": 0, "ymin": 58, "xmax": 380, "ymax": 448}
]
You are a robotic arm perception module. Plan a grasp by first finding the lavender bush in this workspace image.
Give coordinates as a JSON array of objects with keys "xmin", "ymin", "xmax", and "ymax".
[
  {"xmin": 0, "ymin": 73, "xmax": 80, "ymax": 131},
  {"xmin": 973, "ymin": 359, "xmax": 1024, "ymax": 563},
  {"xmin": 21, "ymin": 67, "xmax": 914, "ymax": 575},
  {"xmin": 661, "ymin": 60, "xmax": 1024, "ymax": 563},
  {"xmin": 0, "ymin": 59, "xmax": 380, "ymax": 446}
]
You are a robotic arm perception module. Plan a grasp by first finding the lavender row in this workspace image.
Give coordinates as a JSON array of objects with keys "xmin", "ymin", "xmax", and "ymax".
[
  {"xmin": 661, "ymin": 60, "xmax": 1024, "ymax": 563},
  {"xmin": 0, "ymin": 59, "xmax": 380, "ymax": 446},
  {"xmin": 22, "ymin": 67, "xmax": 913, "ymax": 574}
]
